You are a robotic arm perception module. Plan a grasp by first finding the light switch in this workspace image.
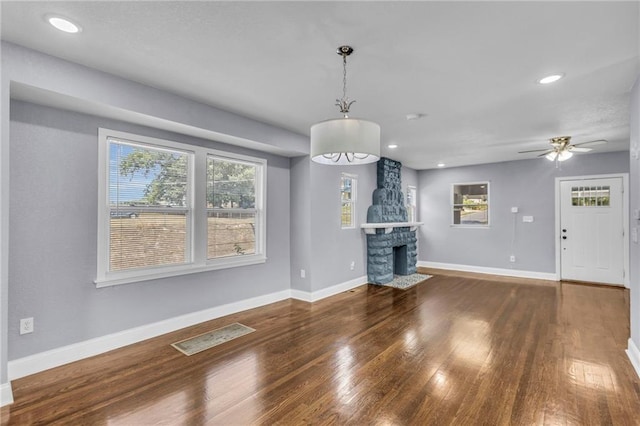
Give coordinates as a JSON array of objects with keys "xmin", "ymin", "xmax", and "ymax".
[
  {"xmin": 511, "ymin": 207, "xmax": 518, "ymax": 213},
  {"xmin": 522, "ymin": 216, "xmax": 534, "ymax": 223}
]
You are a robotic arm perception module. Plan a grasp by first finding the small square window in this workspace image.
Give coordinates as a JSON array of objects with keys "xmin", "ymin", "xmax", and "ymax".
[{"xmin": 452, "ymin": 183, "xmax": 489, "ymax": 226}]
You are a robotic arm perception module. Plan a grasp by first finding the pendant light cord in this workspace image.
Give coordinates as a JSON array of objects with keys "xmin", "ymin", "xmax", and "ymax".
[{"xmin": 336, "ymin": 47, "xmax": 355, "ymax": 116}]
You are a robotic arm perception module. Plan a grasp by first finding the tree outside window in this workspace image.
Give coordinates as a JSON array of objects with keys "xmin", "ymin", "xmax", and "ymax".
[{"xmin": 97, "ymin": 129, "xmax": 266, "ymax": 286}]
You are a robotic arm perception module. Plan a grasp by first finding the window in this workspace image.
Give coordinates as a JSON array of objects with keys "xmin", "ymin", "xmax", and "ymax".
[
  {"xmin": 207, "ymin": 156, "xmax": 258, "ymax": 258},
  {"xmin": 407, "ymin": 185, "xmax": 417, "ymax": 222},
  {"xmin": 452, "ymin": 182, "xmax": 489, "ymax": 226},
  {"xmin": 341, "ymin": 174, "xmax": 357, "ymax": 228},
  {"xmin": 107, "ymin": 139, "xmax": 191, "ymax": 272},
  {"xmin": 97, "ymin": 129, "xmax": 266, "ymax": 286},
  {"xmin": 571, "ymin": 186, "xmax": 610, "ymax": 206}
]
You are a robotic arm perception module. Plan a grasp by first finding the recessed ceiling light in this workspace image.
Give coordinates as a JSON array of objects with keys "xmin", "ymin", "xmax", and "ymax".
[
  {"xmin": 46, "ymin": 15, "xmax": 82, "ymax": 33},
  {"xmin": 437, "ymin": 163, "xmax": 445, "ymax": 168},
  {"xmin": 538, "ymin": 73, "xmax": 564, "ymax": 85},
  {"xmin": 387, "ymin": 144, "xmax": 398, "ymax": 149}
]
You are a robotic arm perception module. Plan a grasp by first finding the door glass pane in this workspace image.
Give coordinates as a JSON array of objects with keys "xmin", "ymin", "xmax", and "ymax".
[{"xmin": 571, "ymin": 186, "xmax": 610, "ymax": 207}]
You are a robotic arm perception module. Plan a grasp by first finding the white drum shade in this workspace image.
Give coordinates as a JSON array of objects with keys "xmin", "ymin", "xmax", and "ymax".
[{"xmin": 310, "ymin": 118, "xmax": 380, "ymax": 165}]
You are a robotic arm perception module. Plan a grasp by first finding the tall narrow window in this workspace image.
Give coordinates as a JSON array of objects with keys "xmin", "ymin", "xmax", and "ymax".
[
  {"xmin": 341, "ymin": 173, "xmax": 357, "ymax": 228},
  {"xmin": 107, "ymin": 139, "xmax": 191, "ymax": 272},
  {"xmin": 407, "ymin": 185, "xmax": 417, "ymax": 222},
  {"xmin": 452, "ymin": 182, "xmax": 489, "ymax": 226},
  {"xmin": 207, "ymin": 156, "xmax": 259, "ymax": 259}
]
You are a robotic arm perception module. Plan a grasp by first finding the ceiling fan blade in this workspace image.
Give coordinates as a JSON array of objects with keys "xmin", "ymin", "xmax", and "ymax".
[
  {"xmin": 538, "ymin": 151, "xmax": 554, "ymax": 158},
  {"xmin": 570, "ymin": 147, "xmax": 592, "ymax": 153},
  {"xmin": 573, "ymin": 139, "xmax": 607, "ymax": 147},
  {"xmin": 518, "ymin": 148, "xmax": 552, "ymax": 154}
]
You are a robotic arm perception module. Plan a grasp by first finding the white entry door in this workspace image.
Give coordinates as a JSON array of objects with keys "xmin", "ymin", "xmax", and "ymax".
[{"xmin": 560, "ymin": 177, "xmax": 624, "ymax": 285}]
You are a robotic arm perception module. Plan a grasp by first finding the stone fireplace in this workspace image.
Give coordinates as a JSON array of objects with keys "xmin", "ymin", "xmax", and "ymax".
[{"xmin": 364, "ymin": 158, "xmax": 418, "ymax": 284}]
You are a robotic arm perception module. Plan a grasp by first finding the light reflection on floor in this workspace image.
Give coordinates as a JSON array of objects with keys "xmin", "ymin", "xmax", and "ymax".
[
  {"xmin": 335, "ymin": 345, "xmax": 355, "ymax": 405},
  {"xmin": 204, "ymin": 351, "xmax": 260, "ymax": 422},
  {"xmin": 451, "ymin": 317, "xmax": 493, "ymax": 368},
  {"xmin": 568, "ymin": 358, "xmax": 618, "ymax": 392},
  {"xmin": 107, "ymin": 390, "xmax": 188, "ymax": 425}
]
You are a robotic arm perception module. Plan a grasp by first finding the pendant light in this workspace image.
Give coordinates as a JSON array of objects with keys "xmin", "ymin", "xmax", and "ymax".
[{"xmin": 310, "ymin": 46, "xmax": 381, "ymax": 165}]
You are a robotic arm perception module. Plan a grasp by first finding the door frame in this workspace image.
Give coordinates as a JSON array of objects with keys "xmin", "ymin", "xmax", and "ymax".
[{"xmin": 554, "ymin": 173, "xmax": 629, "ymax": 287}]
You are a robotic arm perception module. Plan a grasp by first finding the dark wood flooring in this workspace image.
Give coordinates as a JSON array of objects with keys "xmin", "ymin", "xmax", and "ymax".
[{"xmin": 2, "ymin": 269, "xmax": 640, "ymax": 425}]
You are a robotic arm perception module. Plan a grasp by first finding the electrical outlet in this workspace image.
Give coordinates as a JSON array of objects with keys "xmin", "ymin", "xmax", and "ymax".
[
  {"xmin": 20, "ymin": 317, "xmax": 34, "ymax": 335},
  {"xmin": 350, "ymin": 261, "xmax": 355, "ymax": 270},
  {"xmin": 300, "ymin": 269, "xmax": 306, "ymax": 278},
  {"xmin": 509, "ymin": 255, "xmax": 516, "ymax": 263},
  {"xmin": 511, "ymin": 207, "xmax": 518, "ymax": 213}
]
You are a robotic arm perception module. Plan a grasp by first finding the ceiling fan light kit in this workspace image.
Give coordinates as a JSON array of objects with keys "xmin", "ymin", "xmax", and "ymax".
[
  {"xmin": 546, "ymin": 150, "xmax": 573, "ymax": 162},
  {"xmin": 310, "ymin": 45, "xmax": 381, "ymax": 165},
  {"xmin": 518, "ymin": 135, "xmax": 607, "ymax": 164}
]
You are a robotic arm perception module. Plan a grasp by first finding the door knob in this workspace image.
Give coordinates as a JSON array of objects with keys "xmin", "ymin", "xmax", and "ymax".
[
  {"xmin": 562, "ymin": 236, "xmax": 567, "ymax": 240},
  {"xmin": 562, "ymin": 229, "xmax": 567, "ymax": 233}
]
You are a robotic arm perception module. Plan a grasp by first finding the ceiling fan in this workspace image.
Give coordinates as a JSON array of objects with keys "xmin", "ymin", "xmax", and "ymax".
[{"xmin": 518, "ymin": 136, "xmax": 607, "ymax": 162}]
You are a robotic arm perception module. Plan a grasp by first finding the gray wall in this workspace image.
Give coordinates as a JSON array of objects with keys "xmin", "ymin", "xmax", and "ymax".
[
  {"xmin": 8, "ymin": 100, "xmax": 292, "ymax": 359},
  {"xmin": 417, "ymin": 151, "xmax": 629, "ymax": 273},
  {"xmin": 289, "ymin": 156, "xmax": 311, "ymax": 293},
  {"xmin": 1, "ymin": 42, "xmax": 310, "ymax": 386},
  {"xmin": 307, "ymin": 162, "xmax": 376, "ymax": 291},
  {"xmin": 0, "ymin": 54, "xmax": 8, "ymax": 387},
  {"xmin": 401, "ymin": 166, "xmax": 418, "ymax": 204},
  {"xmin": 630, "ymin": 76, "xmax": 639, "ymax": 349}
]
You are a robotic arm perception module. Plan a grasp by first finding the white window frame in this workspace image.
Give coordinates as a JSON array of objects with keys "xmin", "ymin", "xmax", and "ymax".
[
  {"xmin": 341, "ymin": 173, "xmax": 357, "ymax": 229},
  {"xmin": 407, "ymin": 185, "xmax": 417, "ymax": 223},
  {"xmin": 451, "ymin": 181, "xmax": 490, "ymax": 227},
  {"xmin": 97, "ymin": 128, "xmax": 267, "ymax": 287},
  {"xmin": 206, "ymin": 153, "xmax": 266, "ymax": 262}
]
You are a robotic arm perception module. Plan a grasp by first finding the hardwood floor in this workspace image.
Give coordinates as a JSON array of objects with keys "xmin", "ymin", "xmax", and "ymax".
[{"xmin": 2, "ymin": 270, "xmax": 640, "ymax": 425}]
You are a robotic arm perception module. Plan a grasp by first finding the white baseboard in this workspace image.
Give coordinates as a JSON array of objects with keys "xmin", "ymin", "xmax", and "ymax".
[
  {"xmin": 417, "ymin": 261, "xmax": 557, "ymax": 281},
  {"xmin": 0, "ymin": 382, "xmax": 13, "ymax": 407},
  {"xmin": 8, "ymin": 289, "xmax": 291, "ymax": 381},
  {"xmin": 626, "ymin": 338, "xmax": 640, "ymax": 379},
  {"xmin": 7, "ymin": 276, "xmax": 370, "ymax": 381},
  {"xmin": 291, "ymin": 275, "xmax": 367, "ymax": 302}
]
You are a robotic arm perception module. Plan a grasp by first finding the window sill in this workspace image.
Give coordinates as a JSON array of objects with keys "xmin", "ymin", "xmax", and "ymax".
[{"xmin": 95, "ymin": 255, "xmax": 266, "ymax": 288}]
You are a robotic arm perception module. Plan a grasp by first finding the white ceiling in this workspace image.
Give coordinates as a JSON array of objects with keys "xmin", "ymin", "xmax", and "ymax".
[{"xmin": 2, "ymin": 1, "xmax": 638, "ymax": 170}]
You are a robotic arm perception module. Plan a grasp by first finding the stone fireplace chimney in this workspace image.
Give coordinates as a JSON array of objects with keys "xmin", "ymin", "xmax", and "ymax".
[{"xmin": 366, "ymin": 158, "xmax": 418, "ymax": 284}]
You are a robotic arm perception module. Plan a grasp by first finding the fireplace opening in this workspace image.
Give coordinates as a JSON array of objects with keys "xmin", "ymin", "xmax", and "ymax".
[{"xmin": 394, "ymin": 245, "xmax": 409, "ymax": 275}]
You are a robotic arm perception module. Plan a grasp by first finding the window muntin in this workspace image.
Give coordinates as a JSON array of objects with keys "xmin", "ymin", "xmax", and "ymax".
[
  {"xmin": 97, "ymin": 129, "xmax": 267, "ymax": 287},
  {"xmin": 207, "ymin": 156, "xmax": 258, "ymax": 259},
  {"xmin": 571, "ymin": 186, "xmax": 610, "ymax": 207},
  {"xmin": 452, "ymin": 183, "xmax": 489, "ymax": 226},
  {"xmin": 341, "ymin": 174, "xmax": 357, "ymax": 228}
]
